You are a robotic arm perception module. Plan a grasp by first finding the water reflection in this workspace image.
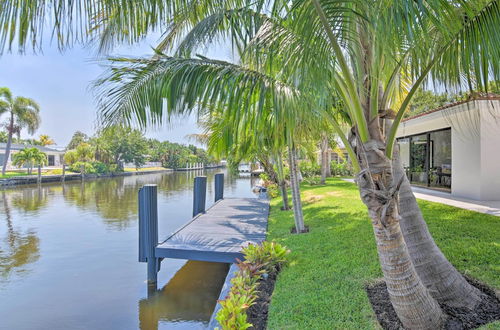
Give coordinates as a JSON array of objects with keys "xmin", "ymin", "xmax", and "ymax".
[
  {"xmin": 0, "ymin": 169, "xmax": 255, "ymax": 329},
  {"xmin": 0, "ymin": 192, "xmax": 40, "ymax": 281},
  {"xmin": 139, "ymin": 261, "xmax": 229, "ymax": 330}
]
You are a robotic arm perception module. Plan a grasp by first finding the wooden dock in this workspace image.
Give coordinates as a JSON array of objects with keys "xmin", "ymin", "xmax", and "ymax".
[{"xmin": 138, "ymin": 173, "xmax": 269, "ymax": 285}]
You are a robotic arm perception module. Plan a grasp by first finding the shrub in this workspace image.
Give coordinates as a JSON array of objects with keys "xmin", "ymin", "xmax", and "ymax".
[
  {"xmin": 91, "ymin": 161, "xmax": 110, "ymax": 174},
  {"xmin": 299, "ymin": 161, "xmax": 320, "ymax": 178},
  {"xmin": 330, "ymin": 161, "xmax": 353, "ymax": 176},
  {"xmin": 70, "ymin": 161, "xmax": 96, "ymax": 174},
  {"xmin": 242, "ymin": 241, "xmax": 290, "ymax": 274},
  {"xmin": 216, "ymin": 242, "xmax": 290, "ymax": 330},
  {"xmin": 266, "ymin": 183, "xmax": 279, "ymax": 198},
  {"xmin": 303, "ymin": 176, "xmax": 321, "ymax": 185}
]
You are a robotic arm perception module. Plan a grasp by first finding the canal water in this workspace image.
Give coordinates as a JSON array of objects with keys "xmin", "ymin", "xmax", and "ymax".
[{"xmin": 0, "ymin": 169, "xmax": 257, "ymax": 330}]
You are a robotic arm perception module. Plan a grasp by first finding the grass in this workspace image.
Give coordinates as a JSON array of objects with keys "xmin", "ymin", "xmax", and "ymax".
[
  {"xmin": 0, "ymin": 169, "xmax": 78, "ymax": 178},
  {"xmin": 266, "ymin": 178, "xmax": 500, "ymax": 330},
  {"xmin": 0, "ymin": 171, "xmax": 30, "ymax": 178}
]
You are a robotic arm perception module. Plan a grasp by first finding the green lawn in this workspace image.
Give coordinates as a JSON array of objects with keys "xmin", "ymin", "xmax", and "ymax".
[
  {"xmin": 266, "ymin": 178, "xmax": 500, "ymax": 330},
  {"xmin": 0, "ymin": 171, "xmax": 30, "ymax": 178}
]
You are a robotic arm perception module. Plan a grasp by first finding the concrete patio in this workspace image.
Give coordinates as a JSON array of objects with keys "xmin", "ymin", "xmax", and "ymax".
[{"xmin": 342, "ymin": 178, "xmax": 500, "ymax": 217}]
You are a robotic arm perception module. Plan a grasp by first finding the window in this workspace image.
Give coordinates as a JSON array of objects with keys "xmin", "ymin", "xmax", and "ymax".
[
  {"xmin": 397, "ymin": 128, "xmax": 451, "ymax": 191},
  {"xmin": 48, "ymin": 155, "xmax": 55, "ymax": 166}
]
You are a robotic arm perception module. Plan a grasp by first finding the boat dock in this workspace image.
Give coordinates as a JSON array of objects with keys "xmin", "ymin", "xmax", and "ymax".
[{"xmin": 138, "ymin": 173, "xmax": 269, "ymax": 285}]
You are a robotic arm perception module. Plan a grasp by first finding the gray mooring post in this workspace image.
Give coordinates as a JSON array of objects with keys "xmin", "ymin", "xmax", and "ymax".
[
  {"xmin": 62, "ymin": 164, "xmax": 66, "ymax": 182},
  {"xmin": 193, "ymin": 176, "xmax": 207, "ymax": 217},
  {"xmin": 37, "ymin": 165, "xmax": 42, "ymax": 184},
  {"xmin": 138, "ymin": 184, "xmax": 159, "ymax": 285},
  {"xmin": 214, "ymin": 173, "xmax": 224, "ymax": 202}
]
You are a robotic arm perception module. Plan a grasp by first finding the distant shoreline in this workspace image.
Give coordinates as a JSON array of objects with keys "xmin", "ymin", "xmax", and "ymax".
[{"xmin": 0, "ymin": 168, "xmax": 173, "ymax": 188}]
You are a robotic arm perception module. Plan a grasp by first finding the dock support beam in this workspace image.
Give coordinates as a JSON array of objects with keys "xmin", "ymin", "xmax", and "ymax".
[
  {"xmin": 138, "ymin": 184, "xmax": 159, "ymax": 285},
  {"xmin": 193, "ymin": 176, "xmax": 207, "ymax": 217},
  {"xmin": 215, "ymin": 173, "xmax": 224, "ymax": 202}
]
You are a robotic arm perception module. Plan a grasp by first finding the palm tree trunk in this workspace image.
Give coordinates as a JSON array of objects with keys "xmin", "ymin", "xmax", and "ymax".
[
  {"xmin": 2, "ymin": 112, "xmax": 14, "ymax": 176},
  {"xmin": 276, "ymin": 153, "xmax": 290, "ymax": 211},
  {"xmin": 320, "ymin": 135, "xmax": 329, "ymax": 184},
  {"xmin": 357, "ymin": 139, "xmax": 445, "ymax": 329},
  {"xmin": 393, "ymin": 146, "xmax": 483, "ymax": 309},
  {"xmin": 288, "ymin": 143, "xmax": 305, "ymax": 232}
]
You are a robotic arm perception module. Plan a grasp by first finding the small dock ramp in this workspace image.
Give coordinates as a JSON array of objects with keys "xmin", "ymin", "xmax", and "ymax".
[{"xmin": 138, "ymin": 173, "xmax": 269, "ymax": 285}]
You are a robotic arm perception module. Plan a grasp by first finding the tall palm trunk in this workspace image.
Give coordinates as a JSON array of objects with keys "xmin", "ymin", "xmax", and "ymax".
[
  {"xmin": 320, "ymin": 134, "xmax": 329, "ymax": 184},
  {"xmin": 393, "ymin": 147, "xmax": 483, "ymax": 309},
  {"xmin": 275, "ymin": 153, "xmax": 290, "ymax": 210},
  {"xmin": 357, "ymin": 139, "xmax": 445, "ymax": 329},
  {"xmin": 2, "ymin": 112, "xmax": 14, "ymax": 176},
  {"xmin": 288, "ymin": 144, "xmax": 305, "ymax": 232}
]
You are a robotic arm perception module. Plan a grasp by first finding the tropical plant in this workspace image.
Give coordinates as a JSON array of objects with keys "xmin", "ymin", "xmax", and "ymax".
[
  {"xmin": 11, "ymin": 147, "xmax": 47, "ymax": 174},
  {"xmin": 67, "ymin": 131, "xmax": 89, "ymax": 150},
  {"xmin": 0, "ymin": 87, "xmax": 41, "ymax": 175},
  {"xmin": 3, "ymin": 0, "xmax": 499, "ymax": 328},
  {"xmin": 38, "ymin": 134, "xmax": 55, "ymax": 146}
]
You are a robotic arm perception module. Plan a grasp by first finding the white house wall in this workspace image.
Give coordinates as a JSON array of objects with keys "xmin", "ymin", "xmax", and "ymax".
[
  {"xmin": 397, "ymin": 100, "xmax": 500, "ymax": 201},
  {"xmin": 479, "ymin": 101, "xmax": 500, "ymax": 200}
]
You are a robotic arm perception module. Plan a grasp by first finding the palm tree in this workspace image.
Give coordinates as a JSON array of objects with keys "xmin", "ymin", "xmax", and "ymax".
[
  {"xmin": 0, "ymin": 87, "xmax": 41, "ymax": 176},
  {"xmin": 38, "ymin": 135, "xmax": 55, "ymax": 146},
  {"xmin": 2, "ymin": 1, "xmax": 499, "ymax": 327},
  {"xmin": 12, "ymin": 147, "xmax": 47, "ymax": 175}
]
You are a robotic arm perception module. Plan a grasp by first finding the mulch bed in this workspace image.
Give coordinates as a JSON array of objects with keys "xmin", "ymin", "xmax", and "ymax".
[
  {"xmin": 290, "ymin": 225, "xmax": 310, "ymax": 234},
  {"xmin": 247, "ymin": 270, "xmax": 279, "ymax": 330},
  {"xmin": 366, "ymin": 276, "xmax": 500, "ymax": 329}
]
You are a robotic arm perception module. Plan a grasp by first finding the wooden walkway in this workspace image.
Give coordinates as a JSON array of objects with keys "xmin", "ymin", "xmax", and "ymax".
[
  {"xmin": 156, "ymin": 198, "xmax": 269, "ymax": 263},
  {"xmin": 138, "ymin": 173, "xmax": 269, "ymax": 285}
]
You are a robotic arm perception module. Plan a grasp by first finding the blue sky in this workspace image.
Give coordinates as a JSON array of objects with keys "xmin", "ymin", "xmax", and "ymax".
[{"xmin": 0, "ymin": 34, "xmax": 232, "ymax": 147}]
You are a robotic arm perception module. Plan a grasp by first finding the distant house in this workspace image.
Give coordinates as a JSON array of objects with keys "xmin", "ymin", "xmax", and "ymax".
[
  {"xmin": 0, "ymin": 143, "xmax": 65, "ymax": 169},
  {"xmin": 396, "ymin": 96, "xmax": 500, "ymax": 201},
  {"xmin": 315, "ymin": 143, "xmax": 350, "ymax": 165}
]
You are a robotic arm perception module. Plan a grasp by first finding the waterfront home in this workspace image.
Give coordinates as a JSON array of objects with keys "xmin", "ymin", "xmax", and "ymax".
[
  {"xmin": 0, "ymin": 143, "xmax": 65, "ymax": 169},
  {"xmin": 396, "ymin": 95, "xmax": 500, "ymax": 201}
]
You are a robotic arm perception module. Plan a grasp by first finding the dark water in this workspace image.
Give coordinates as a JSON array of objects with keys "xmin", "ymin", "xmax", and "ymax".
[{"xmin": 0, "ymin": 169, "xmax": 257, "ymax": 330}]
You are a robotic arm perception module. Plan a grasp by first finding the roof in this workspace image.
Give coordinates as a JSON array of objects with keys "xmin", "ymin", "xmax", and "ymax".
[
  {"xmin": 0, "ymin": 143, "xmax": 64, "ymax": 153},
  {"xmin": 403, "ymin": 94, "xmax": 500, "ymax": 122}
]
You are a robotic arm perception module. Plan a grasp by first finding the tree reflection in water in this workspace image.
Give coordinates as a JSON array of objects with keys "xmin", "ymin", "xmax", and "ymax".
[
  {"xmin": 139, "ymin": 260, "xmax": 229, "ymax": 330},
  {"xmin": 0, "ymin": 192, "xmax": 40, "ymax": 280}
]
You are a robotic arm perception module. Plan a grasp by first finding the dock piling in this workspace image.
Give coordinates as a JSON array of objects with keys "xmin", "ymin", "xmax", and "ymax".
[
  {"xmin": 138, "ymin": 184, "xmax": 159, "ymax": 285},
  {"xmin": 215, "ymin": 173, "xmax": 224, "ymax": 202},
  {"xmin": 193, "ymin": 176, "xmax": 207, "ymax": 217}
]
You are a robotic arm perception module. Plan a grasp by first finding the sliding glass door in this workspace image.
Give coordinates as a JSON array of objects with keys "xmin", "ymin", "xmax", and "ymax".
[{"xmin": 396, "ymin": 128, "xmax": 451, "ymax": 191}]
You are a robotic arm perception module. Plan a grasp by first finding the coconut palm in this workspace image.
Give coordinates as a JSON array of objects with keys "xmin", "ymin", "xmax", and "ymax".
[
  {"xmin": 2, "ymin": 0, "xmax": 499, "ymax": 328},
  {"xmin": 38, "ymin": 135, "xmax": 55, "ymax": 146},
  {"xmin": 11, "ymin": 147, "xmax": 47, "ymax": 175},
  {"xmin": 0, "ymin": 87, "xmax": 41, "ymax": 176}
]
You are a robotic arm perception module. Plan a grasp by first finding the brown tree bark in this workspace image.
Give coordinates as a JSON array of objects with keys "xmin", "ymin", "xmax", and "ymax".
[
  {"xmin": 393, "ymin": 147, "xmax": 483, "ymax": 309},
  {"xmin": 357, "ymin": 138, "xmax": 445, "ymax": 329}
]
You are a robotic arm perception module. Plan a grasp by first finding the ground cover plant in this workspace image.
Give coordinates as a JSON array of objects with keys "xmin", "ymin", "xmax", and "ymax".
[
  {"xmin": 216, "ymin": 242, "xmax": 290, "ymax": 330},
  {"xmin": 266, "ymin": 178, "xmax": 500, "ymax": 329}
]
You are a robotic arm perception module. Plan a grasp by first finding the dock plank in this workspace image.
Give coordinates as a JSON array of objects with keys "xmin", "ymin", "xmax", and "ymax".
[{"xmin": 155, "ymin": 198, "xmax": 269, "ymax": 263}]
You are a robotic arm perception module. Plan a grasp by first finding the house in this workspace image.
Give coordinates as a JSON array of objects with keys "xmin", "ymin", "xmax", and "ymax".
[
  {"xmin": 315, "ymin": 142, "xmax": 350, "ymax": 165},
  {"xmin": 0, "ymin": 143, "xmax": 65, "ymax": 169},
  {"xmin": 396, "ymin": 95, "xmax": 500, "ymax": 201}
]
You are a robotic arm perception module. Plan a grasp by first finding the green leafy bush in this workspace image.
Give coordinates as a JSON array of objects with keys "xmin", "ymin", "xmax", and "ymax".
[
  {"xmin": 215, "ymin": 242, "xmax": 290, "ymax": 330},
  {"xmin": 266, "ymin": 183, "xmax": 279, "ymax": 198},
  {"xmin": 242, "ymin": 241, "xmax": 290, "ymax": 274},
  {"xmin": 330, "ymin": 161, "xmax": 353, "ymax": 176},
  {"xmin": 70, "ymin": 161, "xmax": 95, "ymax": 174},
  {"xmin": 299, "ymin": 161, "xmax": 320, "ymax": 178}
]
